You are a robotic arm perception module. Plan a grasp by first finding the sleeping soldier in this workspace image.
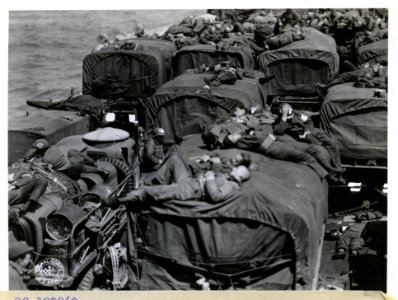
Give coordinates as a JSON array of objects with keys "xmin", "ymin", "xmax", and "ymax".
[
  {"xmin": 314, "ymin": 62, "xmax": 387, "ymax": 94},
  {"xmin": 273, "ymin": 103, "xmax": 345, "ymax": 184},
  {"xmin": 43, "ymin": 144, "xmax": 109, "ymax": 180},
  {"xmin": 9, "ymin": 139, "xmax": 50, "ymax": 213},
  {"xmin": 8, "ymin": 170, "xmax": 48, "ymax": 213},
  {"xmin": 202, "ymin": 61, "xmax": 243, "ymax": 86},
  {"xmin": 199, "ymin": 25, "xmax": 221, "ymax": 45},
  {"xmin": 222, "ymin": 130, "xmax": 344, "ymax": 184},
  {"xmin": 118, "ymin": 154, "xmax": 250, "ymax": 205},
  {"xmin": 223, "ymin": 132, "xmax": 337, "ymax": 183},
  {"xmin": 333, "ymin": 223, "xmax": 366, "ymax": 259},
  {"xmin": 201, "ymin": 109, "xmax": 342, "ymax": 183},
  {"xmin": 264, "ymin": 30, "xmax": 305, "ymax": 50}
]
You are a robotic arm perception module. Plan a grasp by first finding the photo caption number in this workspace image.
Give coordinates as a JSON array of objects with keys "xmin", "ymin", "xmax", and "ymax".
[{"xmin": 33, "ymin": 297, "xmax": 77, "ymax": 300}]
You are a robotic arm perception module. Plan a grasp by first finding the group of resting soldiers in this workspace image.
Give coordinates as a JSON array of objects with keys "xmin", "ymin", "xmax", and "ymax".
[
  {"xmin": 8, "ymin": 96, "xmax": 346, "ymax": 214},
  {"xmin": 7, "ymin": 86, "xmax": 360, "ymax": 289},
  {"xmin": 119, "ymin": 102, "xmax": 346, "ymax": 206},
  {"xmin": 93, "ymin": 8, "xmax": 388, "ymax": 83}
]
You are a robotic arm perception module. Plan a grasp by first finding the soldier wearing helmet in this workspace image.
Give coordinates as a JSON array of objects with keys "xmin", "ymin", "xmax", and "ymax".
[
  {"xmin": 9, "ymin": 139, "xmax": 49, "ymax": 214},
  {"xmin": 142, "ymin": 127, "xmax": 166, "ymax": 172},
  {"xmin": 9, "ymin": 240, "xmax": 34, "ymax": 290},
  {"xmin": 23, "ymin": 138, "xmax": 50, "ymax": 162}
]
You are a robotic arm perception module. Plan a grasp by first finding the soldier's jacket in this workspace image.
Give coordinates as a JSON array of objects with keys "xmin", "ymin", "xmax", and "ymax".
[
  {"xmin": 202, "ymin": 114, "xmax": 275, "ymax": 148},
  {"xmin": 143, "ymin": 138, "xmax": 165, "ymax": 168},
  {"xmin": 205, "ymin": 173, "xmax": 240, "ymax": 202}
]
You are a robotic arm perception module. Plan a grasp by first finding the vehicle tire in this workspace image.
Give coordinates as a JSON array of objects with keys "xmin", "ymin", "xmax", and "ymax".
[
  {"xmin": 97, "ymin": 157, "xmax": 135, "ymax": 192},
  {"xmin": 77, "ymin": 267, "xmax": 94, "ymax": 290}
]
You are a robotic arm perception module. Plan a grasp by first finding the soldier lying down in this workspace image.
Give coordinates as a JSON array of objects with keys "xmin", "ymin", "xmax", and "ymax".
[{"xmin": 117, "ymin": 153, "xmax": 251, "ymax": 205}]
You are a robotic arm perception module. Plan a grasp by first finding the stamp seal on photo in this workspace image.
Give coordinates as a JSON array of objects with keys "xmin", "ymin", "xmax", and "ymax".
[{"xmin": 34, "ymin": 258, "xmax": 65, "ymax": 286}]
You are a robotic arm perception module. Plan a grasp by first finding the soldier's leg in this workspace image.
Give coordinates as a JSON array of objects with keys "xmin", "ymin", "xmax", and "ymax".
[
  {"xmin": 8, "ymin": 181, "xmax": 35, "ymax": 205},
  {"xmin": 146, "ymin": 154, "xmax": 191, "ymax": 185},
  {"xmin": 350, "ymin": 236, "xmax": 365, "ymax": 255},
  {"xmin": 279, "ymin": 137, "xmax": 335, "ymax": 178},
  {"xmin": 124, "ymin": 179, "xmax": 201, "ymax": 203},
  {"xmin": 29, "ymin": 175, "xmax": 48, "ymax": 203},
  {"xmin": 336, "ymin": 230, "xmax": 352, "ymax": 254},
  {"xmin": 218, "ymin": 71, "xmax": 237, "ymax": 85},
  {"xmin": 304, "ymin": 144, "xmax": 336, "ymax": 173},
  {"xmin": 266, "ymin": 141, "xmax": 328, "ymax": 179},
  {"xmin": 311, "ymin": 129, "xmax": 343, "ymax": 172}
]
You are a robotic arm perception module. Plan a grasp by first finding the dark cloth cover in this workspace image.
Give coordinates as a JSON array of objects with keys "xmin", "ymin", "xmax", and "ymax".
[
  {"xmin": 133, "ymin": 133, "xmax": 328, "ymax": 289},
  {"xmin": 27, "ymin": 95, "xmax": 105, "ymax": 124},
  {"xmin": 356, "ymin": 39, "xmax": 388, "ymax": 65},
  {"xmin": 257, "ymin": 27, "xmax": 339, "ymax": 96},
  {"xmin": 319, "ymin": 82, "xmax": 387, "ymax": 160},
  {"xmin": 172, "ymin": 44, "xmax": 256, "ymax": 76},
  {"xmin": 83, "ymin": 39, "xmax": 176, "ymax": 99},
  {"xmin": 145, "ymin": 73, "xmax": 267, "ymax": 143}
]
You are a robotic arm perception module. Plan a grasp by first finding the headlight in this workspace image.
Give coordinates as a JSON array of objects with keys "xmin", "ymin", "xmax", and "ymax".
[
  {"xmin": 46, "ymin": 205, "xmax": 85, "ymax": 241},
  {"xmin": 348, "ymin": 182, "xmax": 362, "ymax": 193},
  {"xmin": 105, "ymin": 112, "xmax": 116, "ymax": 122},
  {"xmin": 128, "ymin": 114, "xmax": 136, "ymax": 123},
  {"xmin": 46, "ymin": 216, "xmax": 72, "ymax": 241}
]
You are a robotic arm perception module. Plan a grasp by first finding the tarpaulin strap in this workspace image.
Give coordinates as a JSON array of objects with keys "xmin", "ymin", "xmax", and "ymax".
[
  {"xmin": 139, "ymin": 247, "xmax": 293, "ymax": 280},
  {"xmin": 126, "ymin": 76, "xmax": 150, "ymax": 82}
]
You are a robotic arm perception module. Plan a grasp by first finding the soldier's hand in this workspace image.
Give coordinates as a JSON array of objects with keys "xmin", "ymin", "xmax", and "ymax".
[
  {"xmin": 299, "ymin": 130, "xmax": 311, "ymax": 139},
  {"xmin": 210, "ymin": 157, "xmax": 221, "ymax": 164},
  {"xmin": 281, "ymin": 104, "xmax": 292, "ymax": 116},
  {"xmin": 118, "ymin": 190, "xmax": 142, "ymax": 203}
]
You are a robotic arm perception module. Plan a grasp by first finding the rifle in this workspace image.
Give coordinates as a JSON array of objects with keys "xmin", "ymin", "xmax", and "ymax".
[{"xmin": 31, "ymin": 164, "xmax": 68, "ymax": 192}]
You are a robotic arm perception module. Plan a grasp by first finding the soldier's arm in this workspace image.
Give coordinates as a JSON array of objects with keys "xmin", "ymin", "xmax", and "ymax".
[
  {"xmin": 144, "ymin": 140, "xmax": 161, "ymax": 164},
  {"xmin": 205, "ymin": 176, "xmax": 239, "ymax": 202},
  {"xmin": 272, "ymin": 117, "xmax": 289, "ymax": 135}
]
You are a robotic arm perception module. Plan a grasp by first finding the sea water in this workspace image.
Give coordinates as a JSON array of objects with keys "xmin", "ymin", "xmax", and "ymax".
[{"xmin": 8, "ymin": 10, "xmax": 204, "ymax": 119}]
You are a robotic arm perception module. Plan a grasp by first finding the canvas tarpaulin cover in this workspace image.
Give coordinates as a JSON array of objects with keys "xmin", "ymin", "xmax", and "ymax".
[
  {"xmin": 27, "ymin": 95, "xmax": 105, "ymax": 125},
  {"xmin": 257, "ymin": 27, "xmax": 339, "ymax": 96},
  {"xmin": 356, "ymin": 39, "xmax": 388, "ymax": 65},
  {"xmin": 8, "ymin": 109, "xmax": 91, "ymax": 164},
  {"xmin": 319, "ymin": 82, "xmax": 387, "ymax": 160},
  {"xmin": 83, "ymin": 48, "xmax": 167, "ymax": 99},
  {"xmin": 124, "ymin": 38, "xmax": 176, "ymax": 82},
  {"xmin": 172, "ymin": 44, "xmax": 256, "ymax": 76},
  {"xmin": 130, "ymin": 134, "xmax": 328, "ymax": 289},
  {"xmin": 145, "ymin": 73, "xmax": 266, "ymax": 143}
]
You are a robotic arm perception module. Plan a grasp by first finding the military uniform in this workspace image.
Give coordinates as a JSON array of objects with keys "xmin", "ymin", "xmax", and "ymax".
[
  {"xmin": 227, "ymin": 133, "xmax": 328, "ymax": 179},
  {"xmin": 9, "ymin": 241, "xmax": 33, "ymax": 290},
  {"xmin": 122, "ymin": 172, "xmax": 239, "ymax": 204},
  {"xmin": 144, "ymin": 154, "xmax": 191, "ymax": 185},
  {"xmin": 274, "ymin": 113, "xmax": 343, "ymax": 173},
  {"xmin": 199, "ymin": 28, "xmax": 221, "ymax": 44},
  {"xmin": 9, "ymin": 261, "xmax": 29, "ymax": 290},
  {"xmin": 143, "ymin": 137, "xmax": 165, "ymax": 171}
]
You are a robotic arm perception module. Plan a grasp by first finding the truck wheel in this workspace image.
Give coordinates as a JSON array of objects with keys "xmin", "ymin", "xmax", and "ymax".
[
  {"xmin": 77, "ymin": 267, "xmax": 94, "ymax": 290},
  {"xmin": 97, "ymin": 157, "xmax": 134, "ymax": 192}
]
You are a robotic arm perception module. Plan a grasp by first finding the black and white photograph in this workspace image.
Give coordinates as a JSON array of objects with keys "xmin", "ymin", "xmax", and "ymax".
[{"xmin": 5, "ymin": 4, "xmax": 394, "ymax": 294}]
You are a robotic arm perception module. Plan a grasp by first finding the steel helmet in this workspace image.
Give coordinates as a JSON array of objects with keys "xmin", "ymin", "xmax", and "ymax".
[
  {"xmin": 153, "ymin": 127, "xmax": 165, "ymax": 137},
  {"xmin": 9, "ymin": 241, "xmax": 33, "ymax": 260},
  {"xmin": 33, "ymin": 138, "xmax": 50, "ymax": 151}
]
